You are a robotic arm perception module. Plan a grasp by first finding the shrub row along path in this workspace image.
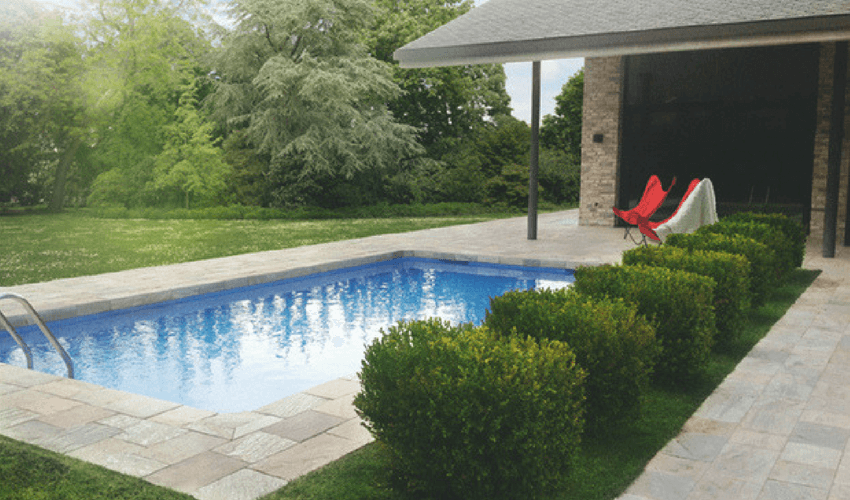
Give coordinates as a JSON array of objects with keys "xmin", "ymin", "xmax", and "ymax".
[{"xmin": 0, "ymin": 209, "xmax": 847, "ymax": 500}]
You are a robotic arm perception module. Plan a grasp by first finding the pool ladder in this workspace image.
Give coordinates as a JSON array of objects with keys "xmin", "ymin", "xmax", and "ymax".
[{"xmin": 0, "ymin": 293, "xmax": 74, "ymax": 379}]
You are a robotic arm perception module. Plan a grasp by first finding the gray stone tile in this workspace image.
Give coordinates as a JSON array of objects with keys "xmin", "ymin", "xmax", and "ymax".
[
  {"xmin": 258, "ymin": 392, "xmax": 327, "ymax": 418},
  {"xmin": 103, "ymin": 394, "xmax": 180, "ymax": 418},
  {"xmin": 188, "ymin": 412, "xmax": 281, "ymax": 440},
  {"xmin": 213, "ymin": 431, "xmax": 296, "ymax": 463},
  {"xmin": 1, "ymin": 419, "xmax": 62, "ymax": 442},
  {"xmin": 327, "ymin": 418, "xmax": 373, "ymax": 446},
  {"xmin": 195, "ymin": 469, "xmax": 287, "ymax": 500},
  {"xmin": 118, "ymin": 420, "xmax": 187, "ymax": 446},
  {"xmin": 37, "ymin": 404, "xmax": 115, "ymax": 429},
  {"xmin": 0, "ymin": 382, "xmax": 23, "ymax": 396},
  {"xmin": 145, "ymin": 451, "xmax": 247, "ymax": 496},
  {"xmin": 708, "ymin": 443, "xmax": 779, "ymax": 483},
  {"xmin": 263, "ymin": 410, "xmax": 345, "ymax": 442},
  {"xmin": 313, "ymin": 393, "xmax": 358, "ymax": 420},
  {"xmin": 742, "ymin": 398, "xmax": 806, "ymax": 435},
  {"xmin": 149, "ymin": 406, "xmax": 215, "ymax": 427},
  {"xmin": 728, "ymin": 428, "xmax": 787, "ymax": 451},
  {"xmin": 304, "ymin": 378, "xmax": 360, "ymax": 400},
  {"xmin": 139, "ymin": 431, "xmax": 227, "ymax": 465},
  {"xmin": 68, "ymin": 437, "xmax": 168, "ymax": 476},
  {"xmin": 0, "ymin": 407, "xmax": 39, "ymax": 429},
  {"xmin": 781, "ymin": 443, "xmax": 842, "ymax": 470},
  {"xmin": 758, "ymin": 479, "xmax": 828, "ymax": 500},
  {"xmin": 687, "ymin": 472, "xmax": 762, "ymax": 500},
  {"xmin": 253, "ymin": 433, "xmax": 363, "ymax": 481},
  {"xmin": 33, "ymin": 422, "xmax": 122, "ymax": 454},
  {"xmin": 790, "ymin": 422, "xmax": 850, "ymax": 451},
  {"xmin": 625, "ymin": 470, "xmax": 695, "ymax": 500},
  {"xmin": 661, "ymin": 432, "xmax": 728, "ymax": 462}
]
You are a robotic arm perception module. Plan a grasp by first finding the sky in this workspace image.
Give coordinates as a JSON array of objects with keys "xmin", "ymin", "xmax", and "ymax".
[{"xmin": 28, "ymin": 0, "xmax": 583, "ymax": 123}]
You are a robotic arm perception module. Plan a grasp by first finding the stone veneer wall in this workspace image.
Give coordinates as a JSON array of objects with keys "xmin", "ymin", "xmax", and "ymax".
[
  {"xmin": 579, "ymin": 56, "xmax": 625, "ymax": 226},
  {"xmin": 810, "ymin": 42, "xmax": 850, "ymax": 244}
]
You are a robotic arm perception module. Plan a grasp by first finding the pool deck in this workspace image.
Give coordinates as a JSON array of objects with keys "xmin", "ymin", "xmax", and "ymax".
[{"xmin": 2, "ymin": 209, "xmax": 850, "ymax": 499}]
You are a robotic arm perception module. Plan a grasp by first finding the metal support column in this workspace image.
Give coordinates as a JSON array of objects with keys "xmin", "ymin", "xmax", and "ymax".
[{"xmin": 528, "ymin": 60, "xmax": 541, "ymax": 240}]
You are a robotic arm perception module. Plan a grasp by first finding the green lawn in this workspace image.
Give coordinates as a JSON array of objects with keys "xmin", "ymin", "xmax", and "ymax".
[
  {"xmin": 0, "ymin": 210, "xmax": 517, "ymax": 286},
  {"xmin": 0, "ymin": 210, "xmax": 821, "ymax": 500}
]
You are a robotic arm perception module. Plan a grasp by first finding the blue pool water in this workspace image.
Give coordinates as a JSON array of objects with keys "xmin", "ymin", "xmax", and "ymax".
[{"xmin": 0, "ymin": 258, "xmax": 574, "ymax": 413}]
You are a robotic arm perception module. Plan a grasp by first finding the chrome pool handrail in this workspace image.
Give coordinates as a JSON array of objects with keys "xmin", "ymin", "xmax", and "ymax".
[{"xmin": 0, "ymin": 293, "xmax": 74, "ymax": 379}]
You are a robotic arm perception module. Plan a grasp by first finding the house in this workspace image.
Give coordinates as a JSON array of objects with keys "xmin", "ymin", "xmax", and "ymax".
[{"xmin": 394, "ymin": 0, "xmax": 850, "ymax": 257}]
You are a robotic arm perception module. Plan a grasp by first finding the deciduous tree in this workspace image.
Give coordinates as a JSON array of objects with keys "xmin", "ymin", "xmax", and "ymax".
[{"xmin": 209, "ymin": 0, "xmax": 423, "ymax": 207}]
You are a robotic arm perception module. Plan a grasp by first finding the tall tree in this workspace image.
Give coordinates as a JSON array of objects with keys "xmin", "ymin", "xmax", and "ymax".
[
  {"xmin": 84, "ymin": 0, "xmax": 216, "ymax": 207},
  {"xmin": 0, "ymin": 2, "xmax": 88, "ymax": 209},
  {"xmin": 540, "ymin": 69, "xmax": 584, "ymax": 162},
  {"xmin": 366, "ymin": 0, "xmax": 512, "ymax": 156},
  {"xmin": 153, "ymin": 84, "xmax": 231, "ymax": 208},
  {"xmin": 210, "ymin": 0, "xmax": 423, "ymax": 207}
]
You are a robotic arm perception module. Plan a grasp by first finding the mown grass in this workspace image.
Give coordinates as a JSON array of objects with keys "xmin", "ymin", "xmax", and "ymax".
[
  {"xmin": 263, "ymin": 269, "xmax": 820, "ymax": 500},
  {"xmin": 0, "ymin": 208, "xmax": 525, "ymax": 286},
  {"xmin": 0, "ymin": 434, "xmax": 193, "ymax": 500}
]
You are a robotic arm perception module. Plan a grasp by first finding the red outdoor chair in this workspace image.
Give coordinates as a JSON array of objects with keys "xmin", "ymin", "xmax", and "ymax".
[
  {"xmin": 643, "ymin": 178, "xmax": 701, "ymax": 242},
  {"xmin": 613, "ymin": 175, "xmax": 676, "ymax": 245}
]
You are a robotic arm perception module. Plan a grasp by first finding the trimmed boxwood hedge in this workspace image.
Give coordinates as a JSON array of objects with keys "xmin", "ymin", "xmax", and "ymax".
[
  {"xmin": 485, "ymin": 288, "xmax": 659, "ymax": 431},
  {"xmin": 724, "ymin": 212, "xmax": 806, "ymax": 268},
  {"xmin": 623, "ymin": 245, "xmax": 750, "ymax": 346},
  {"xmin": 355, "ymin": 319, "xmax": 586, "ymax": 500},
  {"xmin": 666, "ymin": 232, "xmax": 777, "ymax": 306},
  {"xmin": 573, "ymin": 264, "xmax": 716, "ymax": 383},
  {"xmin": 698, "ymin": 220, "xmax": 794, "ymax": 277}
]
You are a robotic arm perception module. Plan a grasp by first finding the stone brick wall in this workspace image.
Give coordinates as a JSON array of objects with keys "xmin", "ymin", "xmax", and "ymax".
[
  {"xmin": 579, "ymin": 56, "xmax": 625, "ymax": 226},
  {"xmin": 810, "ymin": 42, "xmax": 850, "ymax": 244}
]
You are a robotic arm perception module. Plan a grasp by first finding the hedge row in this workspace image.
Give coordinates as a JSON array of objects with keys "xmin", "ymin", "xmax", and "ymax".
[
  {"xmin": 573, "ymin": 264, "xmax": 716, "ymax": 382},
  {"xmin": 623, "ymin": 245, "xmax": 750, "ymax": 346},
  {"xmin": 486, "ymin": 288, "xmax": 659, "ymax": 431},
  {"xmin": 355, "ymin": 212, "xmax": 806, "ymax": 499}
]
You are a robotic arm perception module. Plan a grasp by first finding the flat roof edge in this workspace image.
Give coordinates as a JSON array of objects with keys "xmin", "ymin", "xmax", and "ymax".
[{"xmin": 395, "ymin": 15, "xmax": 850, "ymax": 68}]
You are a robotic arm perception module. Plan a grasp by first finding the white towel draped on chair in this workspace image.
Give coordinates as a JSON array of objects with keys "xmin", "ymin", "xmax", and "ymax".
[{"xmin": 654, "ymin": 178, "xmax": 718, "ymax": 242}]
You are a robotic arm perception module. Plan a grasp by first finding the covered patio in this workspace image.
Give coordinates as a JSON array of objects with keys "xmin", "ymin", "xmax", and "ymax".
[{"xmin": 394, "ymin": 0, "xmax": 850, "ymax": 257}]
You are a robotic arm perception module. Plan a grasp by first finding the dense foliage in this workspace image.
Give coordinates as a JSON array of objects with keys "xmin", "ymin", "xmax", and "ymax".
[
  {"xmin": 623, "ymin": 245, "xmax": 750, "ymax": 346},
  {"xmin": 1, "ymin": 0, "xmax": 583, "ymax": 212},
  {"xmin": 573, "ymin": 264, "xmax": 717, "ymax": 383},
  {"xmin": 355, "ymin": 319, "xmax": 586, "ymax": 500},
  {"xmin": 486, "ymin": 288, "xmax": 659, "ymax": 431},
  {"xmin": 666, "ymin": 232, "xmax": 777, "ymax": 307}
]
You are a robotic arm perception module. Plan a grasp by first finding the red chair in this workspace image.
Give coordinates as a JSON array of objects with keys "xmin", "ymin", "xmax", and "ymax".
[
  {"xmin": 643, "ymin": 178, "xmax": 701, "ymax": 242},
  {"xmin": 613, "ymin": 175, "xmax": 676, "ymax": 244}
]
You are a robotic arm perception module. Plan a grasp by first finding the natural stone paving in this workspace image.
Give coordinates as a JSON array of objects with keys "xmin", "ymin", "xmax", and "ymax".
[
  {"xmin": 3, "ymin": 209, "xmax": 849, "ymax": 499},
  {"xmin": 619, "ymin": 242, "xmax": 850, "ymax": 500}
]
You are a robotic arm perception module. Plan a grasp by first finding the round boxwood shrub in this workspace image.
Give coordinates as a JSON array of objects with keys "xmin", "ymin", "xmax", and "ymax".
[
  {"xmin": 573, "ymin": 264, "xmax": 716, "ymax": 383},
  {"xmin": 355, "ymin": 319, "xmax": 586, "ymax": 500},
  {"xmin": 485, "ymin": 288, "xmax": 658, "ymax": 431},
  {"xmin": 724, "ymin": 211, "xmax": 806, "ymax": 268},
  {"xmin": 623, "ymin": 244, "xmax": 750, "ymax": 346},
  {"xmin": 666, "ymin": 232, "xmax": 776, "ymax": 306}
]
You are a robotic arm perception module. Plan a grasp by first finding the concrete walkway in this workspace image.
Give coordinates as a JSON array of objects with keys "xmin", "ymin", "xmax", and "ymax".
[{"xmin": 1, "ymin": 209, "xmax": 848, "ymax": 500}]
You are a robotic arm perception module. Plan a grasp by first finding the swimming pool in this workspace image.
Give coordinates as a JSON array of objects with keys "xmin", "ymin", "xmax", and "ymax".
[{"xmin": 0, "ymin": 258, "xmax": 574, "ymax": 413}]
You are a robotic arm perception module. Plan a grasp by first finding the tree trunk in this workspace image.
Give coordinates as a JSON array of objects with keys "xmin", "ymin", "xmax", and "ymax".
[{"xmin": 49, "ymin": 139, "xmax": 82, "ymax": 212}]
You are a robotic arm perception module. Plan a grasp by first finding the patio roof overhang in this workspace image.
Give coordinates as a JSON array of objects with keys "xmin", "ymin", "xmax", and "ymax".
[{"xmin": 395, "ymin": 0, "xmax": 850, "ymax": 67}]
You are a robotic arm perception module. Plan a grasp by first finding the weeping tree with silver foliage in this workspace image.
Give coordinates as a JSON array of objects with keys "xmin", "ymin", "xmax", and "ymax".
[{"xmin": 210, "ymin": 0, "xmax": 424, "ymax": 207}]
